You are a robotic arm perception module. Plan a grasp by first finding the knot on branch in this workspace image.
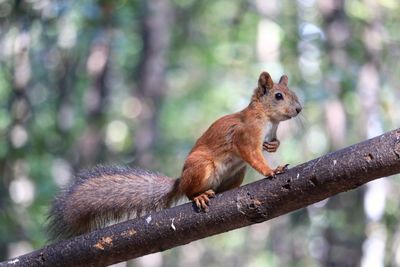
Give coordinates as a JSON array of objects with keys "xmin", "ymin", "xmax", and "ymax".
[
  {"xmin": 236, "ymin": 191, "xmax": 268, "ymax": 223},
  {"xmin": 394, "ymin": 130, "xmax": 400, "ymax": 158},
  {"xmin": 394, "ymin": 141, "xmax": 400, "ymax": 158}
]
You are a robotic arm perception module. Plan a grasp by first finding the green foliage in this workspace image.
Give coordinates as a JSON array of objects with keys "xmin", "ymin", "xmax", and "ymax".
[{"xmin": 0, "ymin": 0, "xmax": 400, "ymax": 266}]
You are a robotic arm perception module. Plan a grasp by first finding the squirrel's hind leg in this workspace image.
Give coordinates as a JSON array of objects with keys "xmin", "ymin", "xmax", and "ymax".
[{"xmin": 180, "ymin": 157, "xmax": 216, "ymax": 211}]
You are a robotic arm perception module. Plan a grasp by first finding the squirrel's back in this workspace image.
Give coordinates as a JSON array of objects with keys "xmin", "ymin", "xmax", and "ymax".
[{"xmin": 47, "ymin": 165, "xmax": 181, "ymax": 240}]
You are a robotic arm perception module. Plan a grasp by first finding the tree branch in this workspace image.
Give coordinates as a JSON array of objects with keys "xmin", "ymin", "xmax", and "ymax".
[{"xmin": 3, "ymin": 129, "xmax": 400, "ymax": 267}]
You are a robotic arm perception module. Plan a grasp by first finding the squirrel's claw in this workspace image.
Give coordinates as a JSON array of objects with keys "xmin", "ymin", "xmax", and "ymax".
[
  {"xmin": 193, "ymin": 190, "xmax": 216, "ymax": 212},
  {"xmin": 194, "ymin": 197, "xmax": 208, "ymax": 211},
  {"xmin": 274, "ymin": 164, "xmax": 289, "ymax": 174},
  {"xmin": 204, "ymin": 189, "xmax": 216, "ymax": 198}
]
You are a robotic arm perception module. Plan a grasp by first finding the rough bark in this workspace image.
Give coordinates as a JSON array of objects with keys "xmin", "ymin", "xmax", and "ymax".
[{"xmin": 2, "ymin": 128, "xmax": 400, "ymax": 267}]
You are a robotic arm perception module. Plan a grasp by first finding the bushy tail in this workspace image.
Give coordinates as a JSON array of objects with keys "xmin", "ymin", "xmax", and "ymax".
[{"xmin": 47, "ymin": 165, "xmax": 182, "ymax": 240}]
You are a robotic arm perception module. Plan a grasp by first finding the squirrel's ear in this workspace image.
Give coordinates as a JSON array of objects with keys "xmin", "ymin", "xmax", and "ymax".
[
  {"xmin": 279, "ymin": 75, "xmax": 288, "ymax": 86},
  {"xmin": 258, "ymin": 72, "xmax": 274, "ymax": 94}
]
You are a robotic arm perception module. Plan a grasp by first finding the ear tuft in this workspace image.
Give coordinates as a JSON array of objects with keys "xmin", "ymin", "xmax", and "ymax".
[
  {"xmin": 258, "ymin": 72, "xmax": 274, "ymax": 93},
  {"xmin": 279, "ymin": 75, "xmax": 288, "ymax": 86}
]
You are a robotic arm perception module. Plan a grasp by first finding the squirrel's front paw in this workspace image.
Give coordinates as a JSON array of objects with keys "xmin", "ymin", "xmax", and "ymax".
[
  {"xmin": 193, "ymin": 190, "xmax": 216, "ymax": 211},
  {"xmin": 263, "ymin": 139, "xmax": 280, "ymax": 153},
  {"xmin": 263, "ymin": 164, "xmax": 289, "ymax": 178}
]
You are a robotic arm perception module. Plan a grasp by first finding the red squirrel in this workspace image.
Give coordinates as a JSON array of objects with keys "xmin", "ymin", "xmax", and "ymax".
[{"xmin": 48, "ymin": 71, "xmax": 302, "ymax": 239}]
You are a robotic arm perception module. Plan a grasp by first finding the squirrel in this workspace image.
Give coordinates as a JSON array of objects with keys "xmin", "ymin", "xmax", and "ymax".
[{"xmin": 47, "ymin": 71, "xmax": 302, "ymax": 240}]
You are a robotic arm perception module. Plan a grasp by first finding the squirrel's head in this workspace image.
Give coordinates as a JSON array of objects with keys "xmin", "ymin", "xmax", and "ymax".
[{"xmin": 252, "ymin": 71, "xmax": 302, "ymax": 122}]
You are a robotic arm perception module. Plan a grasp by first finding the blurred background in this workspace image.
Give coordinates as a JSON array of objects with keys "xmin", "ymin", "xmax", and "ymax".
[{"xmin": 0, "ymin": 0, "xmax": 399, "ymax": 266}]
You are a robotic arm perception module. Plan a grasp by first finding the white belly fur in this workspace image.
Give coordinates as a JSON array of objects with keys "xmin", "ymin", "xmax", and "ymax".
[
  {"xmin": 211, "ymin": 155, "xmax": 245, "ymax": 190},
  {"xmin": 263, "ymin": 121, "xmax": 279, "ymax": 142}
]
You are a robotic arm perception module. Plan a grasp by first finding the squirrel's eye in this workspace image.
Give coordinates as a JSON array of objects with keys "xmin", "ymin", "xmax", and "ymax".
[{"xmin": 275, "ymin": 93, "xmax": 284, "ymax": 100}]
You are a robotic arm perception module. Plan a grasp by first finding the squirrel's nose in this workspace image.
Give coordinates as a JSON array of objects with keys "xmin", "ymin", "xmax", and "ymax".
[{"xmin": 296, "ymin": 106, "xmax": 302, "ymax": 114}]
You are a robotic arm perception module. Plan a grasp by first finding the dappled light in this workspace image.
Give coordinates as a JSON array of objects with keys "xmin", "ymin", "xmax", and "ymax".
[{"xmin": 0, "ymin": 0, "xmax": 399, "ymax": 266}]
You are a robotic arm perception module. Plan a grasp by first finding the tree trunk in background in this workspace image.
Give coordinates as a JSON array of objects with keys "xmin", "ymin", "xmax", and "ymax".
[
  {"xmin": 75, "ymin": 4, "xmax": 112, "ymax": 168},
  {"xmin": 76, "ymin": 36, "xmax": 110, "ymax": 167},
  {"xmin": 318, "ymin": 1, "xmax": 364, "ymax": 266},
  {"xmin": 1, "ymin": 16, "xmax": 33, "ymax": 257},
  {"xmin": 134, "ymin": 0, "xmax": 172, "ymax": 168},
  {"xmin": 319, "ymin": 0, "xmax": 348, "ymax": 149},
  {"xmin": 357, "ymin": 2, "xmax": 387, "ymax": 266},
  {"xmin": 0, "ymin": 164, "xmax": 9, "ymax": 260}
]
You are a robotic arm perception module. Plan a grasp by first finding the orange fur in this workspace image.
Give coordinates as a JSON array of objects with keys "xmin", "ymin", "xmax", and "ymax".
[
  {"xmin": 48, "ymin": 71, "xmax": 302, "ymax": 239},
  {"xmin": 179, "ymin": 71, "xmax": 302, "ymax": 208}
]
